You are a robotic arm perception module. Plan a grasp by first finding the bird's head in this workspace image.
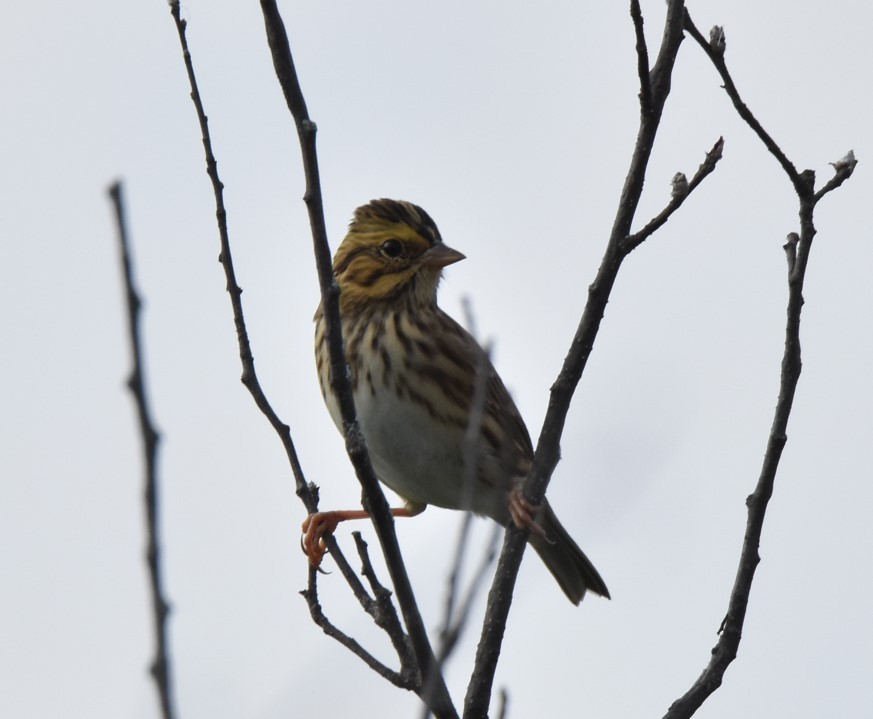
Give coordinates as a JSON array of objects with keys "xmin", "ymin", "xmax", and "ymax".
[{"xmin": 333, "ymin": 199, "xmax": 465, "ymax": 310}]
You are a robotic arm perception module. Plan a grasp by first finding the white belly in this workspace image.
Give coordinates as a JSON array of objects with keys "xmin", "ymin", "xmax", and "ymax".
[
  {"xmin": 355, "ymin": 383, "xmax": 468, "ymax": 509},
  {"xmin": 324, "ymin": 380, "xmax": 469, "ymax": 511}
]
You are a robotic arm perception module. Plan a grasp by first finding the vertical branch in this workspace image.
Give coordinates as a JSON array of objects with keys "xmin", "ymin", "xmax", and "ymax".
[
  {"xmin": 464, "ymin": 2, "xmax": 688, "ymax": 715},
  {"xmin": 663, "ymin": 14, "xmax": 858, "ymax": 715},
  {"xmin": 423, "ymin": 305, "xmax": 499, "ymax": 719},
  {"xmin": 257, "ymin": 2, "xmax": 457, "ymax": 717},
  {"xmin": 630, "ymin": 0, "xmax": 652, "ymax": 113},
  {"xmin": 108, "ymin": 181, "xmax": 178, "ymax": 719}
]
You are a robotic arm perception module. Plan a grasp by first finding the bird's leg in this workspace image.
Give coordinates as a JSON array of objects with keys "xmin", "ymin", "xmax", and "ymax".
[
  {"xmin": 302, "ymin": 504, "xmax": 425, "ymax": 567},
  {"xmin": 509, "ymin": 488, "xmax": 553, "ymax": 544}
]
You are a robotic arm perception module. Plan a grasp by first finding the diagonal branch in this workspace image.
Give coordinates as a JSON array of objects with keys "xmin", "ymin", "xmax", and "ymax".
[
  {"xmin": 108, "ymin": 181, "xmax": 178, "ymax": 719},
  {"xmin": 302, "ymin": 564, "xmax": 414, "ymax": 689},
  {"xmin": 257, "ymin": 2, "xmax": 457, "ymax": 716},
  {"xmin": 683, "ymin": 11, "xmax": 805, "ymax": 196},
  {"xmin": 464, "ymin": 2, "xmax": 689, "ymax": 715},
  {"xmin": 166, "ymin": 1, "xmax": 316, "ymax": 514},
  {"xmin": 352, "ymin": 533, "xmax": 418, "ymax": 681},
  {"xmin": 623, "ymin": 136, "xmax": 724, "ymax": 253}
]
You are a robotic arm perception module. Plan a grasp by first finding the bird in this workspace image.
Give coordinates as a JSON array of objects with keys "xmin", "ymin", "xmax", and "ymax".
[{"xmin": 305, "ymin": 198, "xmax": 609, "ymax": 604}]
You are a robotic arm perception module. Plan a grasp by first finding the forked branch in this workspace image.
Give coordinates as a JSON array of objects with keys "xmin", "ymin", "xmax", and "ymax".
[
  {"xmin": 464, "ymin": 2, "xmax": 695, "ymax": 714},
  {"xmin": 663, "ymin": 13, "xmax": 857, "ymax": 719},
  {"xmin": 623, "ymin": 136, "xmax": 724, "ymax": 253},
  {"xmin": 166, "ymin": 1, "xmax": 440, "ymax": 712}
]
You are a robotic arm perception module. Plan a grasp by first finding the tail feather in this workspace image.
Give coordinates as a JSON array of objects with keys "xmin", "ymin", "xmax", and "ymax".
[{"xmin": 529, "ymin": 501, "xmax": 610, "ymax": 605}]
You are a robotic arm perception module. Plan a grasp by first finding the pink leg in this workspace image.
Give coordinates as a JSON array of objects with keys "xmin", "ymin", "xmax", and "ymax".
[{"xmin": 509, "ymin": 489, "xmax": 552, "ymax": 543}]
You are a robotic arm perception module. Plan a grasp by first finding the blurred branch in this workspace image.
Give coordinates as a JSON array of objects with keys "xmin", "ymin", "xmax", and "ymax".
[
  {"xmin": 663, "ymin": 13, "xmax": 858, "ymax": 719},
  {"xmin": 257, "ymin": 2, "xmax": 457, "ymax": 716},
  {"xmin": 437, "ymin": 524, "xmax": 501, "ymax": 669},
  {"xmin": 107, "ymin": 180, "xmax": 178, "ymax": 719},
  {"xmin": 464, "ymin": 2, "xmax": 689, "ymax": 713},
  {"xmin": 423, "ymin": 305, "xmax": 500, "ymax": 719}
]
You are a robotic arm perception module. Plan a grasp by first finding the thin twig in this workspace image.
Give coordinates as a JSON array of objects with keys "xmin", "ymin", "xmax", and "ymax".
[
  {"xmin": 108, "ymin": 181, "xmax": 178, "ymax": 719},
  {"xmin": 623, "ymin": 136, "xmax": 724, "ymax": 253},
  {"xmin": 630, "ymin": 0, "xmax": 652, "ymax": 113},
  {"xmin": 352, "ymin": 533, "xmax": 418, "ymax": 684},
  {"xmin": 257, "ymin": 2, "xmax": 456, "ymax": 717},
  {"xmin": 423, "ymin": 310, "xmax": 498, "ymax": 718},
  {"xmin": 302, "ymin": 565, "xmax": 414, "ymax": 689},
  {"xmin": 814, "ymin": 152, "xmax": 857, "ymax": 202},
  {"xmin": 495, "ymin": 688, "xmax": 509, "ymax": 719},
  {"xmin": 166, "ymin": 2, "xmax": 316, "ymax": 512},
  {"xmin": 442, "ymin": 307, "xmax": 492, "ymax": 638},
  {"xmin": 682, "ymin": 11, "xmax": 805, "ymax": 196},
  {"xmin": 439, "ymin": 523, "xmax": 501, "ymax": 663},
  {"xmin": 464, "ymin": 3, "xmax": 689, "ymax": 715}
]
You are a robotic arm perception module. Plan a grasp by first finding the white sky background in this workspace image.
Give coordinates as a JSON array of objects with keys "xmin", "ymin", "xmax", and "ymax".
[{"xmin": 2, "ymin": 1, "xmax": 871, "ymax": 717}]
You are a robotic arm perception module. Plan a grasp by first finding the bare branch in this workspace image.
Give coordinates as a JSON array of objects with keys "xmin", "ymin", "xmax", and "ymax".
[
  {"xmin": 165, "ymin": 1, "xmax": 316, "ymax": 515},
  {"xmin": 437, "ymin": 333, "xmax": 492, "ymax": 646},
  {"xmin": 815, "ymin": 150, "xmax": 858, "ymax": 202},
  {"xmin": 663, "ymin": 15, "xmax": 858, "ymax": 719},
  {"xmin": 623, "ymin": 136, "xmax": 724, "ymax": 253},
  {"xmin": 495, "ymin": 688, "xmax": 509, "ymax": 719},
  {"xmin": 464, "ymin": 2, "xmax": 689, "ymax": 714},
  {"xmin": 439, "ymin": 524, "xmax": 501, "ymax": 665},
  {"xmin": 108, "ymin": 181, "xmax": 178, "ymax": 719},
  {"xmin": 422, "ymin": 305, "xmax": 499, "ymax": 719},
  {"xmin": 630, "ymin": 0, "xmax": 652, "ymax": 113},
  {"xmin": 301, "ymin": 566, "xmax": 414, "ymax": 690},
  {"xmin": 352, "ymin": 533, "xmax": 418, "ymax": 682},
  {"xmin": 683, "ymin": 11, "xmax": 806, "ymax": 196},
  {"xmin": 256, "ymin": 2, "xmax": 456, "ymax": 716}
]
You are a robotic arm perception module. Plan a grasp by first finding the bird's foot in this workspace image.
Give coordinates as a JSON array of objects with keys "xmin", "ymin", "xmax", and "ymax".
[
  {"xmin": 509, "ymin": 488, "xmax": 553, "ymax": 544},
  {"xmin": 301, "ymin": 511, "xmax": 343, "ymax": 568}
]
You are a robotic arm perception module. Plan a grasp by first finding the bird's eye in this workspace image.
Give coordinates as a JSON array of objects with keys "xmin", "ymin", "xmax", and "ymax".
[{"xmin": 380, "ymin": 239, "xmax": 404, "ymax": 259}]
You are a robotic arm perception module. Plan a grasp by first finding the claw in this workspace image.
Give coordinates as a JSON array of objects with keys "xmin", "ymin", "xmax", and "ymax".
[
  {"xmin": 301, "ymin": 511, "xmax": 344, "ymax": 568},
  {"xmin": 299, "ymin": 506, "xmax": 420, "ymax": 568},
  {"xmin": 509, "ymin": 488, "xmax": 553, "ymax": 544},
  {"xmin": 300, "ymin": 532, "xmax": 332, "ymax": 573}
]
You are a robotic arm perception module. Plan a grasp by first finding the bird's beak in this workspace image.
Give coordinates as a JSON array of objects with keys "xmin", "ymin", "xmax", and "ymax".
[{"xmin": 421, "ymin": 243, "xmax": 466, "ymax": 269}]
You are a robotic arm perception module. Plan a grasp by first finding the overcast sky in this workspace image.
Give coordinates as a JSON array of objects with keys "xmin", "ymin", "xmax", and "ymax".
[{"xmin": 2, "ymin": 1, "xmax": 871, "ymax": 717}]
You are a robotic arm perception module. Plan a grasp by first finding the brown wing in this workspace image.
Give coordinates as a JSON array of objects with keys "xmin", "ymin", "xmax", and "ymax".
[{"xmin": 431, "ymin": 309, "xmax": 534, "ymax": 481}]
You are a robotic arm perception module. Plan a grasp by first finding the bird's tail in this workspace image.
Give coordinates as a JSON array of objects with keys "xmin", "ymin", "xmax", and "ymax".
[{"xmin": 528, "ymin": 500, "xmax": 610, "ymax": 605}]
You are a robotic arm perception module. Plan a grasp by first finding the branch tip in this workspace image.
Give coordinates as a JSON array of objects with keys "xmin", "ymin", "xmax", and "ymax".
[{"xmin": 831, "ymin": 149, "xmax": 856, "ymax": 174}]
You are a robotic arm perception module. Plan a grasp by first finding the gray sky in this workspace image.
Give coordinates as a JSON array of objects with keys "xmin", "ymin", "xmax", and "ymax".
[{"xmin": 2, "ymin": 1, "xmax": 871, "ymax": 717}]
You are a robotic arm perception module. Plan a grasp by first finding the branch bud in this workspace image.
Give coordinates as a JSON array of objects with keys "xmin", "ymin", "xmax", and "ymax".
[
  {"xmin": 831, "ymin": 149, "xmax": 857, "ymax": 175},
  {"xmin": 709, "ymin": 26, "xmax": 726, "ymax": 55},
  {"xmin": 671, "ymin": 172, "xmax": 689, "ymax": 199}
]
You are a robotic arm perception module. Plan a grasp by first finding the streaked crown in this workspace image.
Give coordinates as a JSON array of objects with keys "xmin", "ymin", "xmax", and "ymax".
[{"xmin": 333, "ymin": 199, "xmax": 465, "ymax": 310}]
